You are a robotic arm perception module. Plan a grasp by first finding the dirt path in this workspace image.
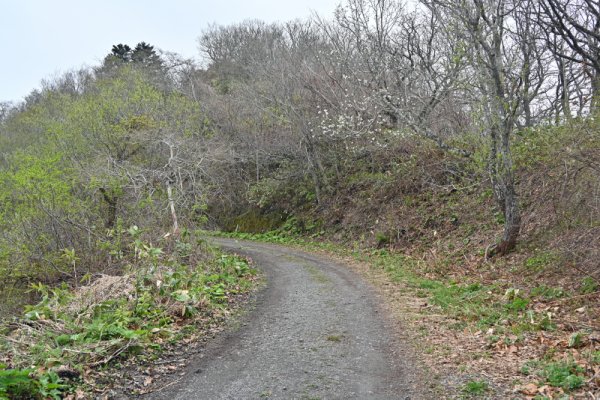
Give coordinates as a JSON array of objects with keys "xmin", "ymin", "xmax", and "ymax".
[{"xmin": 145, "ymin": 238, "xmax": 421, "ymax": 400}]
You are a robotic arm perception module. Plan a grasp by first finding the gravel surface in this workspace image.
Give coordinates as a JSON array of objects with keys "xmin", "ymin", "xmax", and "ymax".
[{"xmin": 145, "ymin": 238, "xmax": 421, "ymax": 400}]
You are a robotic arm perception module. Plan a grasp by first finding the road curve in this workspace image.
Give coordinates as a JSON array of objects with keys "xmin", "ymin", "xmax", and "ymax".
[{"xmin": 146, "ymin": 238, "xmax": 418, "ymax": 400}]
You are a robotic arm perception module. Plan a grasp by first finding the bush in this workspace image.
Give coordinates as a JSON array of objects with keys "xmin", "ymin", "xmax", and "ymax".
[
  {"xmin": 541, "ymin": 361, "xmax": 584, "ymax": 391},
  {"xmin": 0, "ymin": 365, "xmax": 65, "ymax": 400}
]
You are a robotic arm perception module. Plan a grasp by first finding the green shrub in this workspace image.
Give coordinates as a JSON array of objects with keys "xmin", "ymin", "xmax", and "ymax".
[
  {"xmin": 580, "ymin": 277, "xmax": 598, "ymax": 294},
  {"xmin": 0, "ymin": 365, "xmax": 65, "ymax": 400},
  {"xmin": 541, "ymin": 361, "xmax": 584, "ymax": 390},
  {"xmin": 461, "ymin": 380, "xmax": 489, "ymax": 396},
  {"xmin": 530, "ymin": 285, "xmax": 565, "ymax": 300},
  {"xmin": 375, "ymin": 232, "xmax": 390, "ymax": 247},
  {"xmin": 524, "ymin": 251, "xmax": 557, "ymax": 271}
]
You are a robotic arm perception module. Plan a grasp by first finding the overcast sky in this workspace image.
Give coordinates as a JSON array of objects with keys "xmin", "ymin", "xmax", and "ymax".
[{"xmin": 0, "ymin": 0, "xmax": 341, "ymax": 103}]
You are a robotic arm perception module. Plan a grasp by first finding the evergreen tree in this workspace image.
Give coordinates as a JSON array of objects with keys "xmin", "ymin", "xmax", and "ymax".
[
  {"xmin": 132, "ymin": 42, "xmax": 162, "ymax": 67},
  {"xmin": 111, "ymin": 44, "xmax": 132, "ymax": 62}
]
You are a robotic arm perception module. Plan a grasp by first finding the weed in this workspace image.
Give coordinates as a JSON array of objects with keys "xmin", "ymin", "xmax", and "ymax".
[
  {"xmin": 0, "ymin": 365, "xmax": 66, "ymax": 400},
  {"xmin": 461, "ymin": 380, "xmax": 489, "ymax": 396},
  {"xmin": 524, "ymin": 251, "xmax": 557, "ymax": 272},
  {"xmin": 505, "ymin": 297, "xmax": 529, "ymax": 312},
  {"xmin": 589, "ymin": 350, "xmax": 600, "ymax": 364},
  {"xmin": 375, "ymin": 232, "xmax": 390, "ymax": 247},
  {"xmin": 568, "ymin": 332, "xmax": 584, "ymax": 348},
  {"xmin": 540, "ymin": 361, "xmax": 584, "ymax": 390},
  {"xmin": 530, "ymin": 285, "xmax": 565, "ymax": 300},
  {"xmin": 579, "ymin": 277, "xmax": 598, "ymax": 294},
  {"xmin": 326, "ymin": 335, "xmax": 342, "ymax": 342},
  {"xmin": 520, "ymin": 362, "xmax": 534, "ymax": 376}
]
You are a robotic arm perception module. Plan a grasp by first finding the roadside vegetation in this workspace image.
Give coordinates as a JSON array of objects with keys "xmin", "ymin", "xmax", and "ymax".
[
  {"xmin": 209, "ymin": 116, "xmax": 600, "ymax": 396},
  {"xmin": 1, "ymin": 228, "xmax": 258, "ymax": 399}
]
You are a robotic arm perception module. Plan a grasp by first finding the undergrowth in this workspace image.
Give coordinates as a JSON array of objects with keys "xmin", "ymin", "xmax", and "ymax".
[{"xmin": 0, "ymin": 228, "xmax": 258, "ymax": 398}]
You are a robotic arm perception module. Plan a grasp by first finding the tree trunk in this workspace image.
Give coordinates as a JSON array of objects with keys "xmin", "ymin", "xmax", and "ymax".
[
  {"xmin": 591, "ymin": 72, "xmax": 600, "ymax": 112},
  {"xmin": 166, "ymin": 181, "xmax": 179, "ymax": 234},
  {"xmin": 558, "ymin": 58, "xmax": 571, "ymax": 122},
  {"xmin": 488, "ymin": 121, "xmax": 521, "ymax": 257},
  {"xmin": 99, "ymin": 188, "xmax": 118, "ymax": 229}
]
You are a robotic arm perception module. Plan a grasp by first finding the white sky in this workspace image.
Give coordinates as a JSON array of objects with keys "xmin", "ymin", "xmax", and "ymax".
[{"xmin": 0, "ymin": 0, "xmax": 341, "ymax": 103}]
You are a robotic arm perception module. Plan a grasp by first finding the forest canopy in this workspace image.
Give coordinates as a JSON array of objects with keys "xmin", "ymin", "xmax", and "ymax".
[{"xmin": 0, "ymin": 0, "xmax": 598, "ymax": 304}]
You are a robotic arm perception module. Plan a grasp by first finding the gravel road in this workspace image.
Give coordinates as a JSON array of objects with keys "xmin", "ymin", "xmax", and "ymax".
[{"xmin": 146, "ymin": 238, "xmax": 420, "ymax": 400}]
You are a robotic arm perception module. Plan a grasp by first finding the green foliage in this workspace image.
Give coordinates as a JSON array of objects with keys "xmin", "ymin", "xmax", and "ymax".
[
  {"xmin": 590, "ymin": 350, "xmax": 600, "ymax": 364},
  {"xmin": 505, "ymin": 297, "xmax": 529, "ymax": 312},
  {"xmin": 461, "ymin": 380, "xmax": 489, "ymax": 396},
  {"xmin": 540, "ymin": 361, "xmax": 584, "ymax": 391},
  {"xmin": 0, "ymin": 365, "xmax": 66, "ymax": 400},
  {"xmin": 0, "ymin": 63, "xmax": 213, "ymax": 311},
  {"xmin": 522, "ymin": 359, "xmax": 585, "ymax": 391},
  {"xmin": 530, "ymin": 285, "xmax": 566, "ymax": 300},
  {"xmin": 375, "ymin": 232, "xmax": 390, "ymax": 247},
  {"xmin": 524, "ymin": 251, "xmax": 558, "ymax": 272},
  {"xmin": 579, "ymin": 277, "xmax": 598, "ymax": 294},
  {"xmin": 568, "ymin": 332, "xmax": 584, "ymax": 349},
  {"xmin": 0, "ymin": 233, "xmax": 257, "ymax": 396}
]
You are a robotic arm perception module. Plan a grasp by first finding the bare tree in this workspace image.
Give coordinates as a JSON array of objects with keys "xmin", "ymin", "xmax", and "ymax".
[
  {"xmin": 321, "ymin": 0, "xmax": 471, "ymax": 155},
  {"xmin": 0, "ymin": 102, "xmax": 12, "ymax": 123},
  {"xmin": 539, "ymin": 0, "xmax": 600, "ymax": 110},
  {"xmin": 428, "ymin": 0, "xmax": 528, "ymax": 256}
]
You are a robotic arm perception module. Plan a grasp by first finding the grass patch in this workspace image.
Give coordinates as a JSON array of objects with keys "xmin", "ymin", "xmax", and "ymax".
[
  {"xmin": 530, "ymin": 285, "xmax": 566, "ymax": 300},
  {"xmin": 540, "ymin": 361, "xmax": 585, "ymax": 391},
  {"xmin": 362, "ymin": 251, "xmax": 554, "ymax": 334},
  {"xmin": 579, "ymin": 277, "xmax": 598, "ymax": 294},
  {"xmin": 524, "ymin": 251, "xmax": 558, "ymax": 272},
  {"xmin": 461, "ymin": 380, "xmax": 489, "ymax": 397},
  {"xmin": 521, "ymin": 359, "xmax": 586, "ymax": 392}
]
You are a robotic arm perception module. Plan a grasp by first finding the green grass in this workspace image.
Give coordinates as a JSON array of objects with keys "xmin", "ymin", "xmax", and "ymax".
[
  {"xmin": 589, "ymin": 350, "xmax": 600, "ymax": 364},
  {"xmin": 363, "ymin": 251, "xmax": 556, "ymax": 334},
  {"xmin": 580, "ymin": 277, "xmax": 598, "ymax": 294},
  {"xmin": 530, "ymin": 285, "xmax": 566, "ymax": 300},
  {"xmin": 541, "ymin": 361, "xmax": 584, "ymax": 390},
  {"xmin": 461, "ymin": 380, "xmax": 489, "ymax": 397},
  {"xmin": 521, "ymin": 359, "xmax": 585, "ymax": 392},
  {"xmin": 524, "ymin": 251, "xmax": 558, "ymax": 272}
]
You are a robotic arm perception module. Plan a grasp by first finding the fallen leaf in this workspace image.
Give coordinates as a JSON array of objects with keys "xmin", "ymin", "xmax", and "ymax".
[{"xmin": 519, "ymin": 383, "xmax": 539, "ymax": 396}]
